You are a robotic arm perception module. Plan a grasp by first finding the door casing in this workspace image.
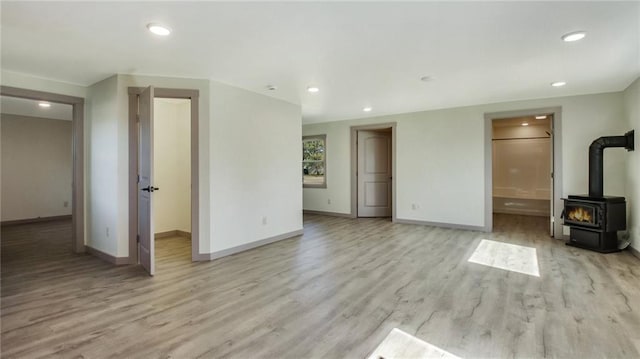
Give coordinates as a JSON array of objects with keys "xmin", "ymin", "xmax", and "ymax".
[
  {"xmin": 128, "ymin": 87, "xmax": 200, "ymax": 264},
  {"xmin": 0, "ymin": 86, "xmax": 85, "ymax": 253},
  {"xmin": 350, "ymin": 123, "xmax": 397, "ymax": 220}
]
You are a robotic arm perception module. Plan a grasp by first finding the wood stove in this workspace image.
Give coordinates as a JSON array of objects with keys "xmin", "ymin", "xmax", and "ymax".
[
  {"xmin": 563, "ymin": 130, "xmax": 634, "ymax": 253},
  {"xmin": 563, "ymin": 195, "xmax": 626, "ymax": 252}
]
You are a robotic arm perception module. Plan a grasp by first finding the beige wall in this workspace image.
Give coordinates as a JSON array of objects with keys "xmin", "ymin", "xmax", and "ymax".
[
  {"xmin": 153, "ymin": 98, "xmax": 191, "ymax": 234},
  {"xmin": 624, "ymin": 77, "xmax": 640, "ymax": 251},
  {"xmin": 1, "ymin": 114, "xmax": 72, "ymax": 221}
]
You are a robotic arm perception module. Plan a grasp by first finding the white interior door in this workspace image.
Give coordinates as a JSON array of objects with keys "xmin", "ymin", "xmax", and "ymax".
[
  {"xmin": 138, "ymin": 86, "xmax": 155, "ymax": 275},
  {"xmin": 358, "ymin": 130, "xmax": 392, "ymax": 217}
]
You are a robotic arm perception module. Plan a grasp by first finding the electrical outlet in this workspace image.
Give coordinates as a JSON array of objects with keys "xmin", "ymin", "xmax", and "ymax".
[
  {"xmin": 327, "ymin": 199, "xmax": 331, "ymax": 205},
  {"xmin": 106, "ymin": 227, "xmax": 110, "ymax": 237},
  {"xmin": 412, "ymin": 203, "xmax": 420, "ymax": 210},
  {"xmin": 63, "ymin": 201, "xmax": 69, "ymax": 208},
  {"xmin": 262, "ymin": 216, "xmax": 267, "ymax": 225}
]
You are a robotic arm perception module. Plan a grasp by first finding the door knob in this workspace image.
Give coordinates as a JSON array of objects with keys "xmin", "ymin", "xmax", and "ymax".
[{"xmin": 141, "ymin": 186, "xmax": 160, "ymax": 192}]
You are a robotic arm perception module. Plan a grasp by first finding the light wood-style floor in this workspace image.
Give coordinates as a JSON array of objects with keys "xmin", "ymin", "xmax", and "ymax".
[{"xmin": 2, "ymin": 214, "xmax": 640, "ymax": 358}]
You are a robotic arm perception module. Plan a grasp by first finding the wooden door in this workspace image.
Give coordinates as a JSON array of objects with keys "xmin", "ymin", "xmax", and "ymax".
[
  {"xmin": 138, "ymin": 86, "xmax": 155, "ymax": 275},
  {"xmin": 358, "ymin": 130, "xmax": 392, "ymax": 217}
]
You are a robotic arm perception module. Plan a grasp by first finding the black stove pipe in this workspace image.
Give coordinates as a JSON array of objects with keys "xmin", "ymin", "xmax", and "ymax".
[{"xmin": 589, "ymin": 130, "xmax": 635, "ymax": 198}]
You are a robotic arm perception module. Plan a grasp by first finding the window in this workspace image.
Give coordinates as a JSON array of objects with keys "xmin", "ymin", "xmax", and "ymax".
[{"xmin": 302, "ymin": 135, "xmax": 326, "ymax": 188}]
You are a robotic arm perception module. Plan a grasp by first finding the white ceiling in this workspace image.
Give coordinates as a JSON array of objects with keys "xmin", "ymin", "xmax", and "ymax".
[
  {"xmin": 0, "ymin": 96, "xmax": 73, "ymax": 121},
  {"xmin": 1, "ymin": 2, "xmax": 638, "ymax": 124}
]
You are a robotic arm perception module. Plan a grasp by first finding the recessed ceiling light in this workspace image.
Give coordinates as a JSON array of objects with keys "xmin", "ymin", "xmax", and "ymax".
[
  {"xmin": 551, "ymin": 81, "xmax": 566, "ymax": 87},
  {"xmin": 562, "ymin": 31, "xmax": 586, "ymax": 42},
  {"xmin": 522, "ymin": 122, "xmax": 529, "ymax": 126},
  {"xmin": 147, "ymin": 23, "xmax": 171, "ymax": 36},
  {"xmin": 307, "ymin": 86, "xmax": 319, "ymax": 93},
  {"xmin": 38, "ymin": 102, "xmax": 51, "ymax": 108},
  {"xmin": 363, "ymin": 107, "xmax": 372, "ymax": 112},
  {"xmin": 535, "ymin": 115, "xmax": 547, "ymax": 120}
]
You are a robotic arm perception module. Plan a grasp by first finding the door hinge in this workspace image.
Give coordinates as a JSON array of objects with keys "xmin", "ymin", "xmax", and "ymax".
[
  {"xmin": 136, "ymin": 114, "xmax": 140, "ymax": 122},
  {"xmin": 137, "ymin": 174, "xmax": 140, "ymax": 183},
  {"xmin": 137, "ymin": 234, "xmax": 140, "ymax": 243},
  {"xmin": 551, "ymin": 172, "xmax": 554, "ymax": 179}
]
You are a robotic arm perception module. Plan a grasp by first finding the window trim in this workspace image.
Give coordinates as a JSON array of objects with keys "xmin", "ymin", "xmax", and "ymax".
[{"xmin": 302, "ymin": 134, "xmax": 327, "ymax": 189}]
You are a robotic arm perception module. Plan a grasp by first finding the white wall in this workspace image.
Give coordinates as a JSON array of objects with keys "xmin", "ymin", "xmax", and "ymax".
[
  {"xmin": 153, "ymin": 98, "xmax": 191, "ymax": 234},
  {"xmin": 1, "ymin": 114, "xmax": 72, "ymax": 221},
  {"xmin": 624, "ymin": 77, "xmax": 640, "ymax": 251},
  {"xmin": 86, "ymin": 75, "xmax": 120, "ymax": 255},
  {"xmin": 210, "ymin": 81, "xmax": 303, "ymax": 253},
  {"xmin": 303, "ymin": 92, "xmax": 627, "ymax": 228}
]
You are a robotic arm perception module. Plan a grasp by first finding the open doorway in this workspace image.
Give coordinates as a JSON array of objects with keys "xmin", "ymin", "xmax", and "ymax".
[
  {"xmin": 0, "ymin": 87, "xmax": 85, "ymax": 254},
  {"xmin": 485, "ymin": 107, "xmax": 563, "ymax": 238},
  {"xmin": 350, "ymin": 123, "xmax": 396, "ymax": 219},
  {"xmin": 152, "ymin": 98, "xmax": 192, "ymax": 266},
  {"xmin": 128, "ymin": 87, "xmax": 199, "ymax": 276},
  {"xmin": 492, "ymin": 115, "xmax": 553, "ymax": 234}
]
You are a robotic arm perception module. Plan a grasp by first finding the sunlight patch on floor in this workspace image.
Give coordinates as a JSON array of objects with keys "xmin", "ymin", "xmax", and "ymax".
[
  {"xmin": 368, "ymin": 328, "xmax": 461, "ymax": 359},
  {"xmin": 468, "ymin": 239, "xmax": 540, "ymax": 277}
]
